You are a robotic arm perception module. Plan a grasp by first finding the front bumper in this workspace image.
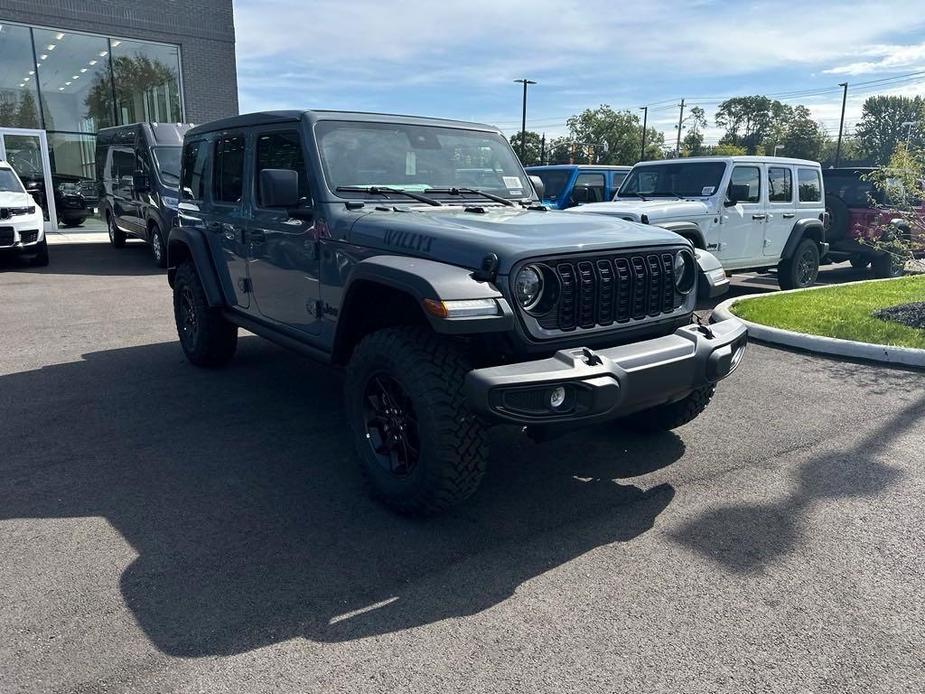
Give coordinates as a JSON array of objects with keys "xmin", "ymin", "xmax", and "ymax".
[
  {"xmin": 465, "ymin": 317, "xmax": 747, "ymax": 425},
  {"xmin": 0, "ymin": 217, "xmax": 45, "ymax": 254}
]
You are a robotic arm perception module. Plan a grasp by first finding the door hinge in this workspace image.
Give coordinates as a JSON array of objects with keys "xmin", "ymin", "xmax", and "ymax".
[{"xmin": 237, "ymin": 278, "xmax": 253, "ymax": 293}]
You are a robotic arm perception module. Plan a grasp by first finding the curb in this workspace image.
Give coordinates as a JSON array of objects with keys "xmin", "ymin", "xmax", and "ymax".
[{"xmin": 712, "ymin": 278, "xmax": 925, "ymax": 369}]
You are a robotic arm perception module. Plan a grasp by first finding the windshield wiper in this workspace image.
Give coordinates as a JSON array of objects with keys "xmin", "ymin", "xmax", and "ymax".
[
  {"xmin": 335, "ymin": 186, "xmax": 444, "ymax": 207},
  {"xmin": 424, "ymin": 187, "xmax": 515, "ymax": 207}
]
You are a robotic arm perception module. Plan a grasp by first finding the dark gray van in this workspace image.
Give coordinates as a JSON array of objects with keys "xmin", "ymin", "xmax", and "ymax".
[{"xmin": 96, "ymin": 122, "xmax": 192, "ymax": 267}]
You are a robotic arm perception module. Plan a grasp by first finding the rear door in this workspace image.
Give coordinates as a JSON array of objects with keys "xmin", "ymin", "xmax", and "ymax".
[
  {"xmin": 570, "ymin": 171, "xmax": 606, "ymax": 206},
  {"xmin": 764, "ymin": 165, "xmax": 795, "ymax": 257},
  {"xmin": 209, "ymin": 132, "xmax": 251, "ymax": 309},
  {"xmin": 247, "ymin": 127, "xmax": 321, "ymax": 334}
]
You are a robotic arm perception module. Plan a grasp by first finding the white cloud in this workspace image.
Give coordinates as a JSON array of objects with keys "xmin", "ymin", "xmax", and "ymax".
[{"xmin": 823, "ymin": 42, "xmax": 925, "ymax": 75}]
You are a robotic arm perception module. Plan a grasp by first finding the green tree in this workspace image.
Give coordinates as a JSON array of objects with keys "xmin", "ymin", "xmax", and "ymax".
[
  {"xmin": 775, "ymin": 105, "xmax": 828, "ymax": 161},
  {"xmin": 680, "ymin": 106, "xmax": 708, "ymax": 157},
  {"xmin": 715, "ymin": 96, "xmax": 792, "ymax": 154},
  {"xmin": 565, "ymin": 104, "xmax": 663, "ymax": 164},
  {"xmin": 820, "ymin": 136, "xmax": 864, "ymax": 166},
  {"xmin": 854, "ymin": 95, "xmax": 925, "ymax": 165},
  {"xmin": 705, "ymin": 143, "xmax": 748, "ymax": 156},
  {"xmin": 15, "ymin": 91, "xmax": 39, "ymax": 129},
  {"xmin": 509, "ymin": 130, "xmax": 544, "ymax": 166}
]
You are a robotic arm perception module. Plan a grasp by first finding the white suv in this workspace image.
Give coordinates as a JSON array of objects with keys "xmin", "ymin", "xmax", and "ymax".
[
  {"xmin": 572, "ymin": 156, "xmax": 827, "ymax": 289},
  {"xmin": 0, "ymin": 161, "xmax": 48, "ymax": 266}
]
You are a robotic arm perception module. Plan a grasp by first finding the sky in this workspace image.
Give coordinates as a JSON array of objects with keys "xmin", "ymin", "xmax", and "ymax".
[{"xmin": 232, "ymin": 0, "xmax": 925, "ymax": 147}]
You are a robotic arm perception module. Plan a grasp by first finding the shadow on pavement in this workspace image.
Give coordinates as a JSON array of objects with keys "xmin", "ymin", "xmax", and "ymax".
[
  {"xmin": 0, "ymin": 336, "xmax": 680, "ymax": 656},
  {"xmin": 0, "ymin": 241, "xmax": 161, "ymax": 277},
  {"xmin": 671, "ymin": 394, "xmax": 923, "ymax": 573}
]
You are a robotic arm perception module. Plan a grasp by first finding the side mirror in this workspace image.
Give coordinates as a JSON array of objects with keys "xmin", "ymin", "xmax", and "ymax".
[
  {"xmin": 25, "ymin": 181, "xmax": 41, "ymax": 192},
  {"xmin": 725, "ymin": 183, "xmax": 750, "ymax": 207},
  {"xmin": 259, "ymin": 168, "xmax": 300, "ymax": 209},
  {"xmin": 132, "ymin": 170, "xmax": 150, "ymax": 193},
  {"xmin": 529, "ymin": 175, "xmax": 545, "ymax": 199}
]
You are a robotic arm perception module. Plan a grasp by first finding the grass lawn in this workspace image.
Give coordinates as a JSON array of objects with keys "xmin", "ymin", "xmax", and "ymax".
[{"xmin": 731, "ymin": 275, "xmax": 925, "ymax": 349}]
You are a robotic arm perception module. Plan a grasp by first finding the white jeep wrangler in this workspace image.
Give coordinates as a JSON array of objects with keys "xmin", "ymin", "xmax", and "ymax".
[{"xmin": 572, "ymin": 156, "xmax": 828, "ymax": 290}]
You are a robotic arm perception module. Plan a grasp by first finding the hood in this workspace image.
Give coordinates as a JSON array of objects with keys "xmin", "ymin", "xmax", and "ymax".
[
  {"xmin": 572, "ymin": 198, "xmax": 712, "ymax": 222},
  {"xmin": 347, "ymin": 205, "xmax": 684, "ymax": 274},
  {"xmin": 0, "ymin": 190, "xmax": 36, "ymax": 208}
]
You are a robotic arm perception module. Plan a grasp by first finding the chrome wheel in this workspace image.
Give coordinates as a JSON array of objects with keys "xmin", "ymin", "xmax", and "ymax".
[{"xmin": 151, "ymin": 229, "xmax": 162, "ymax": 263}]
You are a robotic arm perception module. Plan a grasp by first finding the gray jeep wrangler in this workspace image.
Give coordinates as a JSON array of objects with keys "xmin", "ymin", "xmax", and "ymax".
[{"xmin": 167, "ymin": 110, "xmax": 747, "ymax": 515}]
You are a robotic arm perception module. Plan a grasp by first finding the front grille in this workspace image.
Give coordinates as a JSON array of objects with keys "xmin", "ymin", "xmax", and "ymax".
[
  {"xmin": 530, "ymin": 249, "xmax": 684, "ymax": 332},
  {"xmin": 20, "ymin": 230, "xmax": 38, "ymax": 244},
  {"xmin": 0, "ymin": 227, "xmax": 13, "ymax": 246}
]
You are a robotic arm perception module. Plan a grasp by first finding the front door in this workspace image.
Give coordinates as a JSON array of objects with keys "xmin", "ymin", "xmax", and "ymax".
[
  {"xmin": 720, "ymin": 164, "xmax": 765, "ymax": 264},
  {"xmin": 248, "ymin": 128, "xmax": 321, "ymax": 334},
  {"xmin": 0, "ymin": 127, "xmax": 57, "ymax": 233}
]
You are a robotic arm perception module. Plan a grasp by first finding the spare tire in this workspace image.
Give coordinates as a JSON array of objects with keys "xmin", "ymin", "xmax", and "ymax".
[{"xmin": 825, "ymin": 194, "xmax": 850, "ymax": 241}]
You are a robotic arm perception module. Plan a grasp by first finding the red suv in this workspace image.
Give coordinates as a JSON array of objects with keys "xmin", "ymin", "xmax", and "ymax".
[{"xmin": 823, "ymin": 167, "xmax": 924, "ymax": 276}]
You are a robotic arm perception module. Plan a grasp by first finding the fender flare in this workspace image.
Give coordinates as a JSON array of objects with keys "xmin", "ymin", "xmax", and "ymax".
[
  {"xmin": 781, "ymin": 219, "xmax": 825, "ymax": 260},
  {"xmin": 166, "ymin": 226, "xmax": 224, "ymax": 307},
  {"xmin": 337, "ymin": 255, "xmax": 513, "ymax": 337},
  {"xmin": 655, "ymin": 221, "xmax": 705, "ymax": 249}
]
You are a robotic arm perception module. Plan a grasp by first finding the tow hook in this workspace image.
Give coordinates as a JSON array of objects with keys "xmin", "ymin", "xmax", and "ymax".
[
  {"xmin": 581, "ymin": 348, "xmax": 603, "ymax": 366},
  {"xmin": 693, "ymin": 314, "xmax": 715, "ymax": 339}
]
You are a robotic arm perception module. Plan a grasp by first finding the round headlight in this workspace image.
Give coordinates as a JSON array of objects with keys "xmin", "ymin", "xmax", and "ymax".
[
  {"xmin": 514, "ymin": 265, "xmax": 544, "ymax": 310},
  {"xmin": 674, "ymin": 250, "xmax": 696, "ymax": 295}
]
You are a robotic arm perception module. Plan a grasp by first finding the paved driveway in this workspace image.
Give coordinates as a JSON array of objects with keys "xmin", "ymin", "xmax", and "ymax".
[{"xmin": 2, "ymin": 244, "xmax": 923, "ymax": 693}]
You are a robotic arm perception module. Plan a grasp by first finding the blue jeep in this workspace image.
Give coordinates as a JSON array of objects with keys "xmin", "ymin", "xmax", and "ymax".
[{"xmin": 526, "ymin": 164, "xmax": 631, "ymax": 210}]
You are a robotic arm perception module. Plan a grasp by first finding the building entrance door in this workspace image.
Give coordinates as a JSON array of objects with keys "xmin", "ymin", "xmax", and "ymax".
[{"xmin": 0, "ymin": 128, "xmax": 58, "ymax": 234}]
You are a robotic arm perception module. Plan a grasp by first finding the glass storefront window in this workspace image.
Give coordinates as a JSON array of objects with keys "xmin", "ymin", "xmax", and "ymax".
[
  {"xmin": 0, "ymin": 24, "xmax": 41, "ymax": 128},
  {"xmin": 111, "ymin": 39, "xmax": 182, "ymax": 124},
  {"xmin": 32, "ymin": 28, "xmax": 113, "ymax": 133}
]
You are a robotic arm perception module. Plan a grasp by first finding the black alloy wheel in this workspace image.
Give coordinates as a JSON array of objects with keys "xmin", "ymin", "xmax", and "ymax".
[{"xmin": 362, "ymin": 373, "xmax": 421, "ymax": 477}]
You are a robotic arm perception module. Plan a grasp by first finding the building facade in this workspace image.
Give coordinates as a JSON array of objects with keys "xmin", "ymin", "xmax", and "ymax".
[{"xmin": 0, "ymin": 0, "xmax": 237, "ymax": 225}]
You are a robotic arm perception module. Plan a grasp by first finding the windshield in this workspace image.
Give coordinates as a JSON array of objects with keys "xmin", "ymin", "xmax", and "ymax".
[
  {"xmin": 316, "ymin": 121, "xmax": 530, "ymax": 200},
  {"xmin": 531, "ymin": 169, "xmax": 571, "ymax": 199},
  {"xmin": 0, "ymin": 168, "xmax": 25, "ymax": 194},
  {"xmin": 619, "ymin": 161, "xmax": 727, "ymax": 198},
  {"xmin": 152, "ymin": 146, "xmax": 181, "ymax": 184}
]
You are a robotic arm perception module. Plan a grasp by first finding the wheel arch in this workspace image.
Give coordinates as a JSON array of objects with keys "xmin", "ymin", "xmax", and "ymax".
[
  {"xmin": 656, "ymin": 222, "xmax": 705, "ymax": 249},
  {"xmin": 781, "ymin": 220, "xmax": 825, "ymax": 260},
  {"xmin": 166, "ymin": 226, "xmax": 224, "ymax": 306}
]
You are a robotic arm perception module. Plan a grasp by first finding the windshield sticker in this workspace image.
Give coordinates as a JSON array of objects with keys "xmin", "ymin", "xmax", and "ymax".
[
  {"xmin": 503, "ymin": 176, "xmax": 522, "ymax": 190},
  {"xmin": 405, "ymin": 152, "xmax": 416, "ymax": 176},
  {"xmin": 701, "ymin": 186, "xmax": 716, "ymax": 196},
  {"xmin": 508, "ymin": 189, "xmax": 523, "ymax": 196}
]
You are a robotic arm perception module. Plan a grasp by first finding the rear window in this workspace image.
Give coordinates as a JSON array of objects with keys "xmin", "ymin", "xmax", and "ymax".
[
  {"xmin": 213, "ymin": 135, "xmax": 246, "ymax": 204},
  {"xmin": 768, "ymin": 167, "xmax": 792, "ymax": 202},
  {"xmin": 798, "ymin": 168, "xmax": 822, "ymax": 203}
]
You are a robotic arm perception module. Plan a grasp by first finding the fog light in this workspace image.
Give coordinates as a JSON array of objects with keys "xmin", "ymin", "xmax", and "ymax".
[{"xmin": 549, "ymin": 385, "xmax": 566, "ymax": 409}]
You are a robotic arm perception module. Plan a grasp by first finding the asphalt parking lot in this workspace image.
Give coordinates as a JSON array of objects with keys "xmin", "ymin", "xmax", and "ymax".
[{"xmin": 2, "ymin": 243, "xmax": 924, "ymax": 694}]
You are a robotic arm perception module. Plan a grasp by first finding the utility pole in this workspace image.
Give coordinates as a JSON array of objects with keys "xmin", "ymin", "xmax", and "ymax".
[
  {"xmin": 675, "ymin": 98, "xmax": 685, "ymax": 158},
  {"xmin": 835, "ymin": 82, "xmax": 848, "ymax": 167},
  {"xmin": 640, "ymin": 106, "xmax": 648, "ymax": 161},
  {"xmin": 514, "ymin": 79, "xmax": 536, "ymax": 161},
  {"xmin": 540, "ymin": 132, "xmax": 546, "ymax": 165}
]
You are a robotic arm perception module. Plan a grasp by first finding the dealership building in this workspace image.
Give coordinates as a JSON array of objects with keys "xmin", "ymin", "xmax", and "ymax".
[{"xmin": 0, "ymin": 0, "xmax": 238, "ymax": 229}]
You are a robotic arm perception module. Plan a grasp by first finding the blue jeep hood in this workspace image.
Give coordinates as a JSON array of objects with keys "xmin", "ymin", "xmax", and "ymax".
[{"xmin": 348, "ymin": 206, "xmax": 683, "ymax": 274}]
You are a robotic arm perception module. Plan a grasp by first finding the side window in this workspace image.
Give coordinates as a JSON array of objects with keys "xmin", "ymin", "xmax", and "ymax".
[
  {"xmin": 574, "ymin": 173, "xmax": 605, "ymax": 202},
  {"xmin": 112, "ymin": 147, "xmax": 135, "ymax": 182},
  {"xmin": 255, "ymin": 130, "xmax": 310, "ymax": 206},
  {"xmin": 180, "ymin": 139, "xmax": 209, "ymax": 201},
  {"xmin": 798, "ymin": 168, "xmax": 822, "ymax": 203},
  {"xmin": 768, "ymin": 167, "xmax": 793, "ymax": 203},
  {"xmin": 213, "ymin": 134, "xmax": 246, "ymax": 204},
  {"xmin": 729, "ymin": 166, "xmax": 761, "ymax": 204}
]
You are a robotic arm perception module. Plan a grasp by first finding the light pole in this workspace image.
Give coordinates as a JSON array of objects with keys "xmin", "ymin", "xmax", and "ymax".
[
  {"xmin": 514, "ymin": 79, "xmax": 536, "ymax": 161},
  {"xmin": 675, "ymin": 98, "xmax": 685, "ymax": 157},
  {"xmin": 835, "ymin": 82, "xmax": 848, "ymax": 167},
  {"xmin": 640, "ymin": 106, "xmax": 648, "ymax": 161}
]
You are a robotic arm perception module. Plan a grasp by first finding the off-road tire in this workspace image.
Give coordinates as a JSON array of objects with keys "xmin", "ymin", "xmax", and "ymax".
[
  {"xmin": 149, "ymin": 223, "xmax": 167, "ymax": 268},
  {"xmin": 30, "ymin": 238, "xmax": 49, "ymax": 267},
  {"xmin": 777, "ymin": 239, "xmax": 819, "ymax": 290},
  {"xmin": 871, "ymin": 251, "xmax": 904, "ymax": 278},
  {"xmin": 625, "ymin": 384, "xmax": 716, "ymax": 431},
  {"xmin": 345, "ymin": 326, "xmax": 488, "ymax": 515},
  {"xmin": 107, "ymin": 212, "xmax": 126, "ymax": 249},
  {"xmin": 172, "ymin": 260, "xmax": 237, "ymax": 367}
]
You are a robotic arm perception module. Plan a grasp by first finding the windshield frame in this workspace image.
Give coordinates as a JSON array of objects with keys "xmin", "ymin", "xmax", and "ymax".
[
  {"xmin": 0, "ymin": 167, "xmax": 26, "ymax": 194},
  {"xmin": 312, "ymin": 119, "xmax": 533, "ymax": 204},
  {"xmin": 618, "ymin": 161, "xmax": 728, "ymax": 199}
]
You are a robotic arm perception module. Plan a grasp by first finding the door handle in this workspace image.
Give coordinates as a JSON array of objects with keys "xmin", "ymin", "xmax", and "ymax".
[
  {"xmin": 752, "ymin": 214, "xmax": 767, "ymax": 221},
  {"xmin": 782, "ymin": 213, "xmax": 795, "ymax": 219}
]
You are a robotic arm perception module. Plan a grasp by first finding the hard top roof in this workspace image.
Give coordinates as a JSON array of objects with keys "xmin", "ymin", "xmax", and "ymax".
[
  {"xmin": 185, "ymin": 110, "xmax": 502, "ymax": 138},
  {"xmin": 526, "ymin": 164, "xmax": 633, "ymax": 171}
]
